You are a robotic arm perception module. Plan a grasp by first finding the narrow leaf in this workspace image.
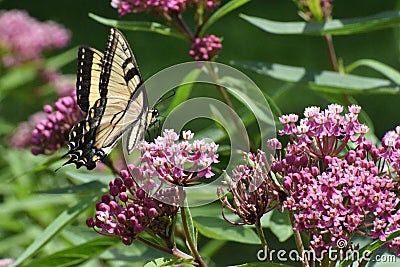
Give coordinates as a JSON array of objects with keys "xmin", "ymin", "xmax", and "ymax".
[
  {"xmin": 234, "ymin": 61, "xmax": 400, "ymax": 94},
  {"xmin": 45, "ymin": 46, "xmax": 79, "ymax": 69},
  {"xmin": 240, "ymin": 10, "xmax": 400, "ymax": 36},
  {"xmin": 183, "ymin": 206, "xmax": 197, "ymax": 249},
  {"xmin": 11, "ymin": 194, "xmax": 97, "ymax": 267},
  {"xmin": 193, "ymin": 216, "xmax": 260, "ymax": 244},
  {"xmin": 165, "ymin": 68, "xmax": 202, "ymax": 115},
  {"xmin": 345, "ymin": 59, "xmax": 400, "ymax": 84},
  {"xmin": 200, "ymin": 0, "xmax": 251, "ymax": 35},
  {"xmin": 89, "ymin": 13, "xmax": 184, "ymax": 39}
]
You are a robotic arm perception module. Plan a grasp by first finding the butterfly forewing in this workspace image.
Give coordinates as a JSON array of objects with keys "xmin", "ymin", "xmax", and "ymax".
[{"xmin": 93, "ymin": 28, "xmax": 148, "ymax": 149}]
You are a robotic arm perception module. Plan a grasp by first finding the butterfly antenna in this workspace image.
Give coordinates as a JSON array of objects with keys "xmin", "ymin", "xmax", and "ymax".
[{"xmin": 154, "ymin": 89, "xmax": 176, "ymax": 107}]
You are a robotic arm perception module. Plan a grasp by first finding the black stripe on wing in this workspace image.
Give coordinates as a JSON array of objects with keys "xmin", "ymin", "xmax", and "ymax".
[{"xmin": 76, "ymin": 46, "xmax": 103, "ymax": 112}]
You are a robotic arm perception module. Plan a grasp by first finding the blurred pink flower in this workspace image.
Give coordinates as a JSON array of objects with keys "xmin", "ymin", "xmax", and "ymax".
[{"xmin": 0, "ymin": 9, "xmax": 70, "ymax": 67}]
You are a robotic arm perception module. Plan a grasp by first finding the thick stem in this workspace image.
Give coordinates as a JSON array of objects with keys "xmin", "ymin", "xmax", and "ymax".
[
  {"xmin": 255, "ymin": 220, "xmax": 269, "ymax": 257},
  {"xmin": 179, "ymin": 188, "xmax": 208, "ymax": 267},
  {"xmin": 137, "ymin": 236, "xmax": 193, "ymax": 261},
  {"xmin": 289, "ymin": 212, "xmax": 310, "ymax": 267}
]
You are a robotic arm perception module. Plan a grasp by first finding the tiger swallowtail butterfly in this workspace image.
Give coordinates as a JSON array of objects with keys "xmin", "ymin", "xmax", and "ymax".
[{"xmin": 63, "ymin": 27, "xmax": 158, "ymax": 170}]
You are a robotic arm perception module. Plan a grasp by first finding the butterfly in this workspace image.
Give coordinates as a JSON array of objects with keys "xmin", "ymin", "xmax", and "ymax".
[{"xmin": 63, "ymin": 27, "xmax": 158, "ymax": 170}]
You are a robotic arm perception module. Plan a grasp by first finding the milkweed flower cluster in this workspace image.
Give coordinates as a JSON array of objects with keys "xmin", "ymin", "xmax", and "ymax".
[
  {"xmin": 87, "ymin": 129, "xmax": 219, "ymax": 244},
  {"xmin": 271, "ymin": 104, "xmax": 400, "ymax": 255},
  {"xmin": 219, "ymin": 150, "xmax": 285, "ymax": 226},
  {"xmin": 138, "ymin": 129, "xmax": 219, "ymax": 186},
  {"xmin": 0, "ymin": 9, "xmax": 70, "ymax": 67},
  {"xmin": 30, "ymin": 94, "xmax": 85, "ymax": 155},
  {"xmin": 86, "ymin": 167, "xmax": 179, "ymax": 245},
  {"xmin": 109, "ymin": 0, "xmax": 223, "ymax": 61},
  {"xmin": 111, "ymin": 0, "xmax": 220, "ymax": 16},
  {"xmin": 189, "ymin": 35, "xmax": 222, "ymax": 61}
]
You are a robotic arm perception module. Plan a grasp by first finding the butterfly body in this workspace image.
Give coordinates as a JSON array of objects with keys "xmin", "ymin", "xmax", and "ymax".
[{"xmin": 64, "ymin": 28, "xmax": 155, "ymax": 170}]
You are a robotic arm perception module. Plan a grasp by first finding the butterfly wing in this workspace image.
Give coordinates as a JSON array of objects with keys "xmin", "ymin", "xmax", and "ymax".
[
  {"xmin": 92, "ymin": 27, "xmax": 148, "ymax": 152},
  {"xmin": 64, "ymin": 28, "xmax": 150, "ymax": 169},
  {"xmin": 76, "ymin": 46, "xmax": 103, "ymax": 112}
]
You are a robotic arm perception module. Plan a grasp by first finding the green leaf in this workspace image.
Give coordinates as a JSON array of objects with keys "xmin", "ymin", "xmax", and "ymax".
[
  {"xmin": 24, "ymin": 237, "xmax": 119, "ymax": 267},
  {"xmin": 234, "ymin": 61, "xmax": 400, "ymax": 94},
  {"xmin": 11, "ymin": 194, "xmax": 98, "ymax": 267},
  {"xmin": 268, "ymin": 210, "xmax": 293, "ymax": 242},
  {"xmin": 89, "ymin": 13, "xmax": 184, "ymax": 39},
  {"xmin": 200, "ymin": 0, "xmax": 251, "ymax": 36},
  {"xmin": 45, "ymin": 46, "xmax": 79, "ymax": 70},
  {"xmin": 35, "ymin": 181, "xmax": 105, "ymax": 195},
  {"xmin": 165, "ymin": 68, "xmax": 202, "ymax": 115},
  {"xmin": 0, "ymin": 64, "xmax": 37, "ymax": 100},
  {"xmin": 193, "ymin": 216, "xmax": 260, "ymax": 244},
  {"xmin": 338, "ymin": 230, "xmax": 400, "ymax": 267},
  {"xmin": 240, "ymin": 10, "xmax": 400, "ymax": 36},
  {"xmin": 345, "ymin": 59, "xmax": 400, "ymax": 84}
]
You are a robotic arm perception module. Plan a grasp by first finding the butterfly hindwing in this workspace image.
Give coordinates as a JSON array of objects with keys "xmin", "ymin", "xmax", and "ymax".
[{"xmin": 76, "ymin": 46, "xmax": 103, "ymax": 112}]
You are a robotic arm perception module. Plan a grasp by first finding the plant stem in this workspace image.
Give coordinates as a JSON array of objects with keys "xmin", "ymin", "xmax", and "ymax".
[
  {"xmin": 255, "ymin": 220, "xmax": 269, "ymax": 258},
  {"xmin": 176, "ymin": 14, "xmax": 194, "ymax": 40},
  {"xmin": 324, "ymin": 34, "xmax": 338, "ymax": 72},
  {"xmin": 179, "ymin": 187, "xmax": 208, "ymax": 267},
  {"xmin": 137, "ymin": 236, "xmax": 193, "ymax": 260},
  {"xmin": 324, "ymin": 34, "xmax": 351, "ymax": 106},
  {"xmin": 289, "ymin": 212, "xmax": 310, "ymax": 267}
]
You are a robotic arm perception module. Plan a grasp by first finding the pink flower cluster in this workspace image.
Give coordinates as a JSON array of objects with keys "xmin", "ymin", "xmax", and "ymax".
[
  {"xmin": 138, "ymin": 129, "xmax": 219, "ymax": 186},
  {"xmin": 86, "ymin": 168, "xmax": 178, "ymax": 245},
  {"xmin": 189, "ymin": 35, "xmax": 222, "ymax": 61},
  {"xmin": 220, "ymin": 150, "xmax": 285, "ymax": 225},
  {"xmin": 111, "ymin": 0, "xmax": 220, "ymax": 16},
  {"xmin": 271, "ymin": 104, "xmax": 400, "ymax": 255},
  {"xmin": 0, "ymin": 10, "xmax": 70, "ymax": 67},
  {"xmin": 31, "ymin": 95, "xmax": 85, "ymax": 155},
  {"xmin": 278, "ymin": 104, "xmax": 368, "ymax": 159}
]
